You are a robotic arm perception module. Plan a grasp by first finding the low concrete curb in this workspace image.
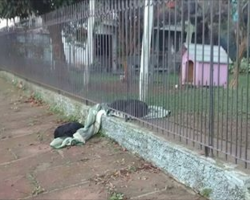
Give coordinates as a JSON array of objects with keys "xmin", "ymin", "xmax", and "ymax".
[{"xmin": 1, "ymin": 70, "xmax": 250, "ymax": 200}]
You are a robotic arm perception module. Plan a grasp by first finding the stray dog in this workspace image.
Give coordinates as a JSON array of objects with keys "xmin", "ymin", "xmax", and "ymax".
[
  {"xmin": 109, "ymin": 99, "xmax": 149, "ymax": 118},
  {"xmin": 54, "ymin": 122, "xmax": 84, "ymax": 138}
]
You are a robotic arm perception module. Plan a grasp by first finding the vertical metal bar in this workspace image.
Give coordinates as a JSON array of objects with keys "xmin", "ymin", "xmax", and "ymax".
[
  {"xmin": 225, "ymin": 0, "xmax": 230, "ymax": 161},
  {"xmin": 201, "ymin": 2, "xmax": 207, "ymax": 152},
  {"xmin": 173, "ymin": 0, "xmax": 177, "ymax": 138},
  {"xmin": 137, "ymin": 0, "xmax": 142, "ymax": 104},
  {"xmin": 186, "ymin": 0, "xmax": 191, "ymax": 145},
  {"xmin": 167, "ymin": 0, "xmax": 171, "ymax": 136},
  {"xmin": 80, "ymin": 1, "xmax": 84, "ymax": 99},
  {"xmin": 129, "ymin": 0, "xmax": 132, "ymax": 103},
  {"xmin": 234, "ymin": 0, "xmax": 240, "ymax": 164},
  {"xmin": 134, "ymin": 0, "xmax": 137, "ymax": 102},
  {"xmin": 180, "ymin": 0, "xmax": 184, "ymax": 142},
  {"xmin": 230, "ymin": 82, "xmax": 234, "ymax": 155},
  {"xmin": 193, "ymin": 0, "xmax": 198, "ymax": 146},
  {"xmin": 221, "ymin": 83, "xmax": 225, "ymax": 152},
  {"xmin": 217, "ymin": 0, "xmax": 222, "ymax": 156},
  {"xmin": 245, "ymin": 0, "xmax": 250, "ymax": 168},
  {"xmin": 121, "ymin": 0, "xmax": 124, "ymax": 103},
  {"xmin": 138, "ymin": 1, "xmax": 144, "ymax": 127},
  {"xmin": 208, "ymin": 0, "xmax": 215, "ymax": 156},
  {"xmin": 156, "ymin": 0, "xmax": 160, "ymax": 131},
  {"xmin": 150, "ymin": 0, "xmax": 155, "ymax": 129},
  {"xmin": 111, "ymin": 0, "xmax": 115, "ymax": 103},
  {"xmin": 57, "ymin": 8, "xmax": 60, "ymax": 90},
  {"xmin": 119, "ymin": 0, "xmax": 123, "ymax": 103},
  {"xmin": 125, "ymin": 0, "xmax": 129, "ymax": 104},
  {"xmin": 81, "ymin": 1, "xmax": 84, "ymax": 98},
  {"xmin": 162, "ymin": 0, "xmax": 166, "ymax": 133},
  {"xmin": 240, "ymin": 87, "xmax": 243, "ymax": 160},
  {"xmin": 105, "ymin": 1, "xmax": 109, "ymax": 103},
  {"xmin": 116, "ymin": 0, "xmax": 119, "ymax": 101},
  {"xmin": 147, "ymin": 0, "xmax": 152, "ymax": 126},
  {"xmin": 101, "ymin": 0, "xmax": 105, "ymax": 102},
  {"xmin": 90, "ymin": 0, "xmax": 94, "ymax": 101}
]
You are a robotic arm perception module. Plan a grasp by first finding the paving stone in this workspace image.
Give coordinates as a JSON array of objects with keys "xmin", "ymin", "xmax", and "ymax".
[
  {"xmin": 0, "ymin": 151, "xmax": 61, "ymax": 181},
  {"xmin": 34, "ymin": 152, "xmax": 142, "ymax": 191},
  {"xmin": 32, "ymin": 182, "xmax": 107, "ymax": 200},
  {"xmin": 0, "ymin": 175, "xmax": 33, "ymax": 199},
  {"xmin": 0, "ymin": 148, "xmax": 17, "ymax": 164}
]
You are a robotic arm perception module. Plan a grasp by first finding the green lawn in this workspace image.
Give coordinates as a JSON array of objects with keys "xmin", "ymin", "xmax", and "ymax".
[
  {"xmin": 148, "ymin": 74, "xmax": 250, "ymax": 116},
  {"xmin": 69, "ymin": 70, "xmax": 250, "ymax": 119}
]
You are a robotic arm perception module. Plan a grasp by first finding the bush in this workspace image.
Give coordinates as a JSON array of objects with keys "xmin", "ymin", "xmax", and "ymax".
[{"xmin": 229, "ymin": 57, "xmax": 250, "ymax": 74}]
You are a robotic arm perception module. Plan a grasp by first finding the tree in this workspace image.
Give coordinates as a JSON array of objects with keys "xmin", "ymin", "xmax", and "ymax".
[
  {"xmin": 116, "ymin": 0, "xmax": 144, "ymax": 82},
  {"xmin": 192, "ymin": 0, "xmax": 249, "ymax": 89},
  {"xmin": 0, "ymin": 0, "xmax": 32, "ymax": 19},
  {"xmin": 229, "ymin": 0, "xmax": 249, "ymax": 88},
  {"xmin": 0, "ymin": 0, "xmax": 85, "ymax": 86}
]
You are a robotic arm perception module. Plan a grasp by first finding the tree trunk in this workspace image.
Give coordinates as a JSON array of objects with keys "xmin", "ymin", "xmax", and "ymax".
[
  {"xmin": 47, "ymin": 24, "xmax": 68, "ymax": 88},
  {"xmin": 48, "ymin": 25, "xmax": 66, "ymax": 62},
  {"xmin": 118, "ymin": 29, "xmax": 129, "ymax": 82},
  {"xmin": 229, "ymin": 36, "xmax": 247, "ymax": 89},
  {"xmin": 122, "ymin": 58, "xmax": 128, "ymax": 82}
]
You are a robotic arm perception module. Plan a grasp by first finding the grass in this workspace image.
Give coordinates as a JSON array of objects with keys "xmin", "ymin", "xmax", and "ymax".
[
  {"xmin": 201, "ymin": 188, "xmax": 212, "ymax": 198},
  {"xmin": 68, "ymin": 71, "xmax": 250, "ymax": 121},
  {"xmin": 27, "ymin": 173, "xmax": 45, "ymax": 196},
  {"xmin": 109, "ymin": 192, "xmax": 125, "ymax": 200},
  {"xmin": 152, "ymin": 74, "xmax": 250, "ymax": 116},
  {"xmin": 94, "ymin": 130, "xmax": 106, "ymax": 138}
]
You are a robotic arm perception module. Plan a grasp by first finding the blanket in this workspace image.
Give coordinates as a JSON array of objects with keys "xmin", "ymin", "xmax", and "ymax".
[{"xmin": 50, "ymin": 104, "xmax": 106, "ymax": 149}]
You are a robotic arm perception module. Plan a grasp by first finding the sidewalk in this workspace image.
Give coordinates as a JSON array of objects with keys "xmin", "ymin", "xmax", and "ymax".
[{"xmin": 0, "ymin": 77, "xmax": 205, "ymax": 200}]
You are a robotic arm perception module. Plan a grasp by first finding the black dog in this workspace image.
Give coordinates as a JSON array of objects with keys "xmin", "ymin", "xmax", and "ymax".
[
  {"xmin": 109, "ymin": 99, "xmax": 149, "ymax": 118},
  {"xmin": 54, "ymin": 122, "xmax": 84, "ymax": 138}
]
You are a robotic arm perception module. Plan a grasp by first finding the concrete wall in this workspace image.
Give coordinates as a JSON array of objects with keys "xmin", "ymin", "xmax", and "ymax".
[{"xmin": 0, "ymin": 70, "xmax": 250, "ymax": 200}]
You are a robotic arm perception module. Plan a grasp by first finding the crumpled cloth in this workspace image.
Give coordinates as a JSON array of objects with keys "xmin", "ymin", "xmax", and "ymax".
[{"xmin": 50, "ymin": 104, "xmax": 106, "ymax": 149}]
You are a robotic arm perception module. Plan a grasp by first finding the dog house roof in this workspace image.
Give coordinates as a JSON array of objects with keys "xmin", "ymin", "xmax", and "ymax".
[{"xmin": 183, "ymin": 43, "xmax": 233, "ymax": 64}]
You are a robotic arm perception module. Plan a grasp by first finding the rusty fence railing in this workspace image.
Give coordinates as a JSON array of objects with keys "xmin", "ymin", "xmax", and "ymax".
[{"xmin": 0, "ymin": 0, "xmax": 250, "ymax": 168}]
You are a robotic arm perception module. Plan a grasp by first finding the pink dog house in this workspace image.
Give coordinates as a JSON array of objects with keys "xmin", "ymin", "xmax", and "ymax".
[{"xmin": 181, "ymin": 43, "xmax": 232, "ymax": 87}]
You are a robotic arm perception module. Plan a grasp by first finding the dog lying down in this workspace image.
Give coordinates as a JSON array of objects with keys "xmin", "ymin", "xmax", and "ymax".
[
  {"xmin": 108, "ymin": 99, "xmax": 171, "ymax": 120},
  {"xmin": 54, "ymin": 122, "xmax": 84, "ymax": 138},
  {"xmin": 108, "ymin": 99, "xmax": 149, "ymax": 118}
]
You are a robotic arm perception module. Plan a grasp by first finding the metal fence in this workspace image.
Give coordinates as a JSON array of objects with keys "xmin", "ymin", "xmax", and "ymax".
[{"xmin": 0, "ymin": 0, "xmax": 250, "ymax": 168}]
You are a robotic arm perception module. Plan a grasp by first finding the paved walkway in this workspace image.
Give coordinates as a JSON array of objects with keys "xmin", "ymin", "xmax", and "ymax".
[{"xmin": 0, "ymin": 77, "xmax": 205, "ymax": 200}]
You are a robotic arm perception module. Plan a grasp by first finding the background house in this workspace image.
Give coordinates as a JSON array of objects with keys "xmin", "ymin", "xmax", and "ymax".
[{"xmin": 63, "ymin": 21, "xmax": 117, "ymax": 73}]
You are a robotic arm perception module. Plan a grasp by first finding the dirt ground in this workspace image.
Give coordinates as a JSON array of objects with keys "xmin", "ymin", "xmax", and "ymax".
[{"xmin": 0, "ymin": 77, "xmax": 206, "ymax": 200}]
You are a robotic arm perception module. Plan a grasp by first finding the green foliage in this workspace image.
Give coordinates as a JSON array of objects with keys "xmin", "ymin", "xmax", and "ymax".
[
  {"xmin": 0, "ymin": 0, "xmax": 32, "ymax": 19},
  {"xmin": 0, "ymin": 0, "xmax": 86, "ymax": 19},
  {"xmin": 229, "ymin": 57, "xmax": 250, "ymax": 74},
  {"xmin": 109, "ymin": 192, "xmax": 125, "ymax": 200},
  {"xmin": 94, "ymin": 130, "xmax": 106, "ymax": 138},
  {"xmin": 201, "ymin": 188, "xmax": 212, "ymax": 198}
]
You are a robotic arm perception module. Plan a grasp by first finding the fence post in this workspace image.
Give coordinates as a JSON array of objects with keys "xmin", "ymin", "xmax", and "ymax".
[
  {"xmin": 84, "ymin": 0, "xmax": 96, "ymax": 87},
  {"xmin": 139, "ymin": 0, "xmax": 154, "ymax": 102}
]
